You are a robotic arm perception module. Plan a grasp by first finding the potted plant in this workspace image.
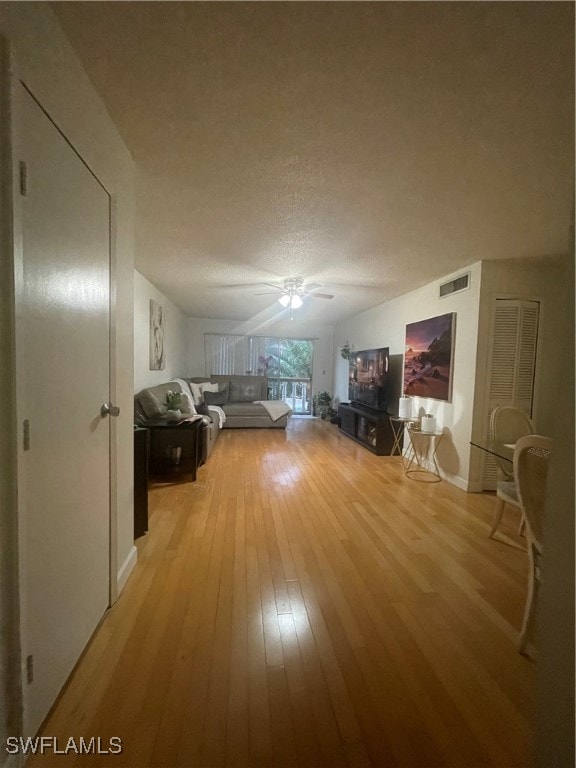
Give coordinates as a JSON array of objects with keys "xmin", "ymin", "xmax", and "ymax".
[
  {"xmin": 313, "ymin": 390, "xmax": 333, "ymax": 419},
  {"xmin": 165, "ymin": 390, "xmax": 183, "ymax": 421},
  {"xmin": 340, "ymin": 342, "xmax": 353, "ymax": 361}
]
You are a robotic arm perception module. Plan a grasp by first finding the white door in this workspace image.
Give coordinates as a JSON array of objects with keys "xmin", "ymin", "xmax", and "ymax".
[{"xmin": 18, "ymin": 86, "xmax": 111, "ymax": 735}]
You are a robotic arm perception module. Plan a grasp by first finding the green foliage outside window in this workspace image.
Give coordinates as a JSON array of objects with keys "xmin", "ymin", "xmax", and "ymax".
[{"xmin": 263, "ymin": 338, "xmax": 312, "ymax": 379}]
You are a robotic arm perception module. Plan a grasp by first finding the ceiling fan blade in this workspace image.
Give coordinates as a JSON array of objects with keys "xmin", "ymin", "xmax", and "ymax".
[
  {"xmin": 260, "ymin": 282, "xmax": 284, "ymax": 290},
  {"xmin": 303, "ymin": 281, "xmax": 322, "ymax": 290},
  {"xmin": 307, "ymin": 292, "xmax": 334, "ymax": 300},
  {"xmin": 253, "ymin": 290, "xmax": 285, "ymax": 295}
]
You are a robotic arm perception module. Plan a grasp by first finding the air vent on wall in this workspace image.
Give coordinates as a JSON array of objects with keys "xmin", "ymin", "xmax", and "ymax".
[{"xmin": 439, "ymin": 272, "xmax": 470, "ymax": 298}]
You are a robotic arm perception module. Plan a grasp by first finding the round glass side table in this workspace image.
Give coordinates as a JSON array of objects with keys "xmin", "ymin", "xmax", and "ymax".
[
  {"xmin": 388, "ymin": 416, "xmax": 413, "ymax": 464},
  {"xmin": 405, "ymin": 427, "xmax": 444, "ymax": 482}
]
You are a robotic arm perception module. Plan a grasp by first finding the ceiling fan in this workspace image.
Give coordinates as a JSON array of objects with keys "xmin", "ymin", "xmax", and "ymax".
[{"xmin": 254, "ymin": 277, "xmax": 334, "ymax": 309}]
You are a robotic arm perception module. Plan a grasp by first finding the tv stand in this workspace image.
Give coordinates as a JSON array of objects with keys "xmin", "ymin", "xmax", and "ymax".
[{"xmin": 338, "ymin": 402, "xmax": 396, "ymax": 455}]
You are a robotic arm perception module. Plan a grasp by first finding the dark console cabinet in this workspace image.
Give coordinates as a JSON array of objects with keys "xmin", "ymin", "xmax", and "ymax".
[
  {"xmin": 338, "ymin": 403, "xmax": 396, "ymax": 455},
  {"xmin": 134, "ymin": 427, "xmax": 149, "ymax": 539},
  {"xmin": 145, "ymin": 418, "xmax": 203, "ymax": 481}
]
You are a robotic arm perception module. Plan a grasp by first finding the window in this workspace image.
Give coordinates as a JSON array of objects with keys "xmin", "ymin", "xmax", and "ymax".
[
  {"xmin": 263, "ymin": 338, "xmax": 313, "ymax": 415},
  {"xmin": 204, "ymin": 334, "xmax": 314, "ymax": 414}
]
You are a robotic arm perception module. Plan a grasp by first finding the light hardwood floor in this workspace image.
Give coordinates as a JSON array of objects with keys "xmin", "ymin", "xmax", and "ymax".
[{"xmin": 29, "ymin": 418, "xmax": 534, "ymax": 767}]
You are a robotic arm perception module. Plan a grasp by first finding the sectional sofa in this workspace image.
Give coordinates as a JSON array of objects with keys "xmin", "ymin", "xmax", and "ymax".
[
  {"xmin": 134, "ymin": 374, "xmax": 291, "ymax": 465},
  {"xmin": 188, "ymin": 375, "xmax": 290, "ymax": 429}
]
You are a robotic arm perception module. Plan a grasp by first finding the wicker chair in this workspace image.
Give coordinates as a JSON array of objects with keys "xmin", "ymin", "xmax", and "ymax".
[
  {"xmin": 514, "ymin": 435, "xmax": 552, "ymax": 655},
  {"xmin": 488, "ymin": 406, "xmax": 534, "ymax": 539}
]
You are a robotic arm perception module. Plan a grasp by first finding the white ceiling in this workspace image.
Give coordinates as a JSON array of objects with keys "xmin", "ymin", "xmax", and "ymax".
[{"xmin": 53, "ymin": 1, "xmax": 574, "ymax": 324}]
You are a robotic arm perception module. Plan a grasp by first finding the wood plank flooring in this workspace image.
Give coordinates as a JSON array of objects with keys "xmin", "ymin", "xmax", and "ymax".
[{"xmin": 29, "ymin": 418, "xmax": 535, "ymax": 767}]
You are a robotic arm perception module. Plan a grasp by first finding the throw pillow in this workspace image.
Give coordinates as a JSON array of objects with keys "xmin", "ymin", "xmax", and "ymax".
[
  {"xmin": 230, "ymin": 380, "xmax": 258, "ymax": 403},
  {"xmin": 204, "ymin": 385, "xmax": 229, "ymax": 406},
  {"xmin": 179, "ymin": 390, "xmax": 196, "ymax": 416},
  {"xmin": 189, "ymin": 381, "xmax": 206, "ymax": 404},
  {"xmin": 196, "ymin": 401, "xmax": 210, "ymax": 417},
  {"xmin": 204, "ymin": 392, "xmax": 228, "ymax": 405},
  {"xmin": 199, "ymin": 382, "xmax": 220, "ymax": 394}
]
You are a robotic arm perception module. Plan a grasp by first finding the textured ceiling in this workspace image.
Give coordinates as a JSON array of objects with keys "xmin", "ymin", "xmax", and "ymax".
[{"xmin": 53, "ymin": 1, "xmax": 574, "ymax": 323}]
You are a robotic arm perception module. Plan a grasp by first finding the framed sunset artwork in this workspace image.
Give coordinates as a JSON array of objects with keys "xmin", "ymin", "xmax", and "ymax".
[{"xmin": 403, "ymin": 313, "xmax": 455, "ymax": 401}]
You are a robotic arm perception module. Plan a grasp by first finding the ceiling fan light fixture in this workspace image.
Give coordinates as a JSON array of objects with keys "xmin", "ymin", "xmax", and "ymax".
[
  {"xmin": 290, "ymin": 294, "xmax": 303, "ymax": 309},
  {"xmin": 265, "ymin": 276, "xmax": 331, "ymax": 310},
  {"xmin": 279, "ymin": 287, "xmax": 303, "ymax": 309}
]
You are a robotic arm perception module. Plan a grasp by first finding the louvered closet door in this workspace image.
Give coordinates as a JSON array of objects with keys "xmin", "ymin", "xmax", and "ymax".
[{"xmin": 482, "ymin": 299, "xmax": 540, "ymax": 489}]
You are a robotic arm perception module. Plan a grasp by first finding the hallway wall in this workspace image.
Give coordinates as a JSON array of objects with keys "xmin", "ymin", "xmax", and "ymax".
[
  {"xmin": 0, "ymin": 4, "xmax": 135, "ymax": 755},
  {"xmin": 333, "ymin": 263, "xmax": 482, "ymax": 489},
  {"xmin": 134, "ymin": 270, "xmax": 189, "ymax": 391}
]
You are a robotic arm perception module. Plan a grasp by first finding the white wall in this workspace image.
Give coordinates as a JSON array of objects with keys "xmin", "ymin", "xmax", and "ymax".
[
  {"xmin": 0, "ymin": 4, "xmax": 134, "ymax": 755},
  {"xmin": 477, "ymin": 258, "xmax": 564, "ymax": 433},
  {"xmin": 134, "ymin": 270, "xmax": 189, "ymax": 391},
  {"xmin": 468, "ymin": 257, "xmax": 566, "ymax": 489},
  {"xmin": 334, "ymin": 263, "xmax": 483, "ymax": 489},
  {"xmin": 187, "ymin": 316, "xmax": 334, "ymax": 396},
  {"xmin": 0, "ymin": 3, "xmax": 136, "ymax": 594},
  {"xmin": 334, "ymin": 257, "xmax": 567, "ymax": 492}
]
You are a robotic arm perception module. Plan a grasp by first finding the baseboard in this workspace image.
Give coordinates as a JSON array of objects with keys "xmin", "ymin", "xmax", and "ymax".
[
  {"xmin": 466, "ymin": 479, "xmax": 485, "ymax": 493},
  {"xmin": 442, "ymin": 473, "xmax": 469, "ymax": 492},
  {"xmin": 402, "ymin": 450, "xmax": 471, "ymax": 492},
  {"xmin": 116, "ymin": 545, "xmax": 137, "ymax": 596}
]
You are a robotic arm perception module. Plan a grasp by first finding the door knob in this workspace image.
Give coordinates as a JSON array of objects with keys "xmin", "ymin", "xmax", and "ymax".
[{"xmin": 101, "ymin": 402, "xmax": 120, "ymax": 418}]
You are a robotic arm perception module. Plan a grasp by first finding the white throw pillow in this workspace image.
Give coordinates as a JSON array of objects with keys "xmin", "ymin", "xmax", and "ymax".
[
  {"xmin": 179, "ymin": 390, "xmax": 196, "ymax": 415},
  {"xmin": 200, "ymin": 382, "xmax": 219, "ymax": 394},
  {"xmin": 189, "ymin": 382, "xmax": 203, "ymax": 404}
]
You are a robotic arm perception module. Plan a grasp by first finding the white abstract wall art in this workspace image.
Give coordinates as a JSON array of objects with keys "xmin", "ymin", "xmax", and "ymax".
[{"xmin": 149, "ymin": 299, "xmax": 165, "ymax": 370}]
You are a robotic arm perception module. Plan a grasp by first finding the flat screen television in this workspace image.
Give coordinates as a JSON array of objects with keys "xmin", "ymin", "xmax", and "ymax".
[{"xmin": 348, "ymin": 347, "xmax": 389, "ymax": 411}]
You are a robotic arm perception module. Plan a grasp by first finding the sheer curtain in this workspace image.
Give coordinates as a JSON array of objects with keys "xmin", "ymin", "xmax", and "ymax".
[
  {"xmin": 204, "ymin": 334, "xmax": 279, "ymax": 376},
  {"xmin": 204, "ymin": 334, "xmax": 247, "ymax": 375}
]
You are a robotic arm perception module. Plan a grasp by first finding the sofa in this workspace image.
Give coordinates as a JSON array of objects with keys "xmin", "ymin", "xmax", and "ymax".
[
  {"xmin": 134, "ymin": 375, "xmax": 291, "ymax": 465},
  {"xmin": 134, "ymin": 379, "xmax": 219, "ymax": 465},
  {"xmin": 187, "ymin": 375, "xmax": 291, "ymax": 429}
]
